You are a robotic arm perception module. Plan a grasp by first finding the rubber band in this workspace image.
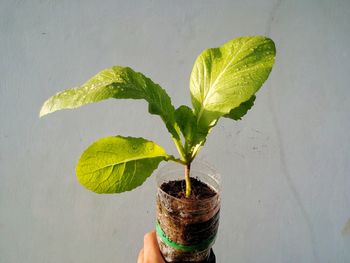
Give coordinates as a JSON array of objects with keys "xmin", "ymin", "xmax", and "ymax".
[{"xmin": 156, "ymin": 221, "xmax": 216, "ymax": 252}]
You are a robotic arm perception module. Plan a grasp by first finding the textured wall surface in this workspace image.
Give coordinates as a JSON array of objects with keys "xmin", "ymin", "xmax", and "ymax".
[{"xmin": 1, "ymin": 0, "xmax": 350, "ymax": 262}]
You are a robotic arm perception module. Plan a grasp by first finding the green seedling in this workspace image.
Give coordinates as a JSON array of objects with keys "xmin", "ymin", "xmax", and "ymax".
[{"xmin": 40, "ymin": 36, "xmax": 276, "ymax": 198}]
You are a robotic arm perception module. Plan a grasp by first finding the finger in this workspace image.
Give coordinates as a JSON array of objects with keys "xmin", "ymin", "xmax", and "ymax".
[
  {"xmin": 137, "ymin": 248, "xmax": 144, "ymax": 263},
  {"xmin": 143, "ymin": 231, "xmax": 164, "ymax": 262}
]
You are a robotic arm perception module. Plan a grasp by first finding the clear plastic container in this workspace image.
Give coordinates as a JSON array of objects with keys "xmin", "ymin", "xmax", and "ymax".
[{"xmin": 156, "ymin": 160, "xmax": 221, "ymax": 262}]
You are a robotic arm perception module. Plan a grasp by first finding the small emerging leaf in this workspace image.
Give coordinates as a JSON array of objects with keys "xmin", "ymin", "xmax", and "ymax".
[
  {"xmin": 175, "ymin": 105, "xmax": 208, "ymax": 159},
  {"xmin": 76, "ymin": 136, "xmax": 168, "ymax": 194},
  {"xmin": 175, "ymin": 106, "xmax": 197, "ymax": 144},
  {"xmin": 40, "ymin": 66, "xmax": 181, "ymax": 140},
  {"xmin": 174, "ymin": 106, "xmax": 197, "ymax": 157}
]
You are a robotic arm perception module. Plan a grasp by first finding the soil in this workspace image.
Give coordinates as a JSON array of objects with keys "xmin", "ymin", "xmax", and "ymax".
[
  {"xmin": 157, "ymin": 178, "xmax": 220, "ymax": 262},
  {"xmin": 160, "ymin": 177, "xmax": 217, "ymax": 200}
]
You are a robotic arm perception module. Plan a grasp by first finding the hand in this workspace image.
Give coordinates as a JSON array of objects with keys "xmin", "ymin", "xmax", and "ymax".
[{"xmin": 137, "ymin": 230, "xmax": 165, "ymax": 263}]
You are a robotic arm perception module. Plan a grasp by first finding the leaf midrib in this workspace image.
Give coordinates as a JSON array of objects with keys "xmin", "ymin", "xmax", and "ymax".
[{"xmin": 81, "ymin": 154, "xmax": 166, "ymax": 174}]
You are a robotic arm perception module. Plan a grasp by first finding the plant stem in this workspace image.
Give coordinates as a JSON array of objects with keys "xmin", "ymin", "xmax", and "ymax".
[
  {"xmin": 170, "ymin": 136, "xmax": 191, "ymax": 197},
  {"xmin": 185, "ymin": 163, "xmax": 191, "ymax": 198},
  {"xmin": 172, "ymin": 137, "xmax": 186, "ymax": 161}
]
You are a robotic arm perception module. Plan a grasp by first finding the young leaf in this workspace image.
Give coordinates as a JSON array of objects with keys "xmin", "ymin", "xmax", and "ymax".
[
  {"xmin": 190, "ymin": 36, "xmax": 276, "ymax": 130},
  {"xmin": 40, "ymin": 66, "xmax": 181, "ymax": 140},
  {"xmin": 76, "ymin": 136, "xmax": 168, "ymax": 194},
  {"xmin": 174, "ymin": 105, "xmax": 208, "ymax": 159},
  {"xmin": 175, "ymin": 106, "xmax": 196, "ymax": 144},
  {"xmin": 224, "ymin": 95, "xmax": 256, "ymax": 120}
]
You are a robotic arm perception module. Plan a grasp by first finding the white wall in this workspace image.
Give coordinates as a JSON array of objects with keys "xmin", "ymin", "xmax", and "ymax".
[{"xmin": 1, "ymin": 0, "xmax": 349, "ymax": 262}]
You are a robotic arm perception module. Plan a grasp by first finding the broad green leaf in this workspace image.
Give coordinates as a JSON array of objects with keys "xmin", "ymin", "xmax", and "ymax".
[
  {"xmin": 224, "ymin": 95, "xmax": 256, "ymax": 120},
  {"xmin": 40, "ymin": 66, "xmax": 181, "ymax": 140},
  {"xmin": 76, "ymin": 136, "xmax": 168, "ymax": 194},
  {"xmin": 190, "ymin": 36, "xmax": 276, "ymax": 130}
]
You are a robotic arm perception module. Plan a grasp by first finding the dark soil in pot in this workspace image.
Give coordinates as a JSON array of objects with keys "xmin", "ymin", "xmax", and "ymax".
[{"xmin": 156, "ymin": 177, "xmax": 220, "ymax": 262}]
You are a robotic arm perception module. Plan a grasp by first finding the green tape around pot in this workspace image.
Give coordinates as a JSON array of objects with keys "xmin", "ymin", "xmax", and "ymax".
[{"xmin": 156, "ymin": 221, "xmax": 216, "ymax": 252}]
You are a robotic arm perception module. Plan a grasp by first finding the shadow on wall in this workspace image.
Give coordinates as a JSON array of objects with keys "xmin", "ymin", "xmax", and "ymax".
[{"xmin": 342, "ymin": 218, "xmax": 350, "ymax": 236}]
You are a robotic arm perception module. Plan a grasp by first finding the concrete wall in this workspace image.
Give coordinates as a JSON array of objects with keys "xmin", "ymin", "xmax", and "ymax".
[{"xmin": 1, "ymin": 0, "xmax": 349, "ymax": 262}]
